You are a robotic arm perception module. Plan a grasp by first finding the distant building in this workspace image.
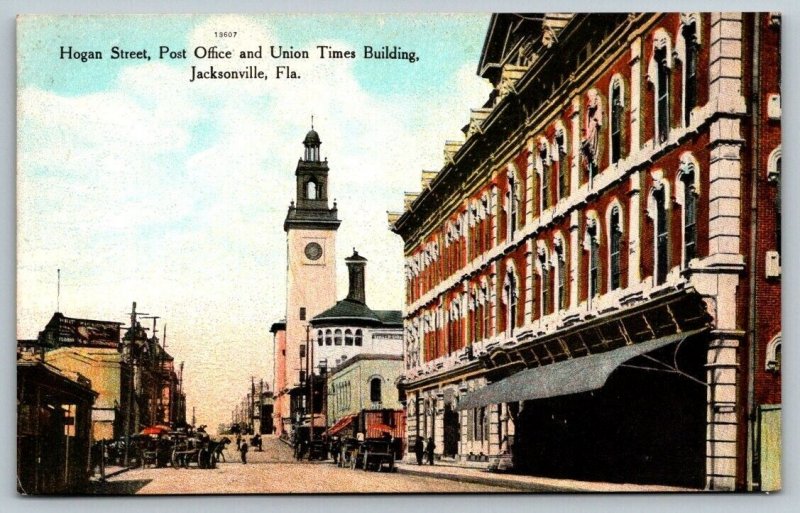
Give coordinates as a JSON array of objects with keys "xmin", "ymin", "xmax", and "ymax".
[
  {"xmin": 391, "ymin": 13, "xmax": 781, "ymax": 491},
  {"xmin": 272, "ymin": 127, "xmax": 341, "ymax": 440},
  {"xmin": 309, "ymin": 250, "xmax": 404, "ymax": 443}
]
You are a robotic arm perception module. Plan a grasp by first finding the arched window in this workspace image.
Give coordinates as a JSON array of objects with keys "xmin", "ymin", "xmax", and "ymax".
[
  {"xmin": 370, "ymin": 377, "xmax": 382, "ymax": 403},
  {"xmin": 653, "ymin": 186, "xmax": 669, "ymax": 284},
  {"xmin": 325, "ymin": 329, "xmax": 333, "ymax": 346},
  {"xmin": 539, "ymin": 247, "xmax": 551, "ymax": 317},
  {"xmin": 768, "ymin": 148, "xmax": 782, "ymax": 256},
  {"xmin": 354, "ymin": 329, "xmax": 363, "ymax": 346},
  {"xmin": 555, "ymin": 239, "xmax": 567, "ymax": 311},
  {"xmin": 345, "ymin": 329, "xmax": 353, "ymax": 346},
  {"xmin": 334, "ymin": 329, "xmax": 343, "ymax": 346},
  {"xmin": 555, "ymin": 125, "xmax": 568, "ymax": 200},
  {"xmin": 682, "ymin": 172, "xmax": 698, "ymax": 267},
  {"xmin": 681, "ymin": 17, "xmax": 700, "ymax": 126},
  {"xmin": 507, "ymin": 173, "xmax": 519, "ymax": 239},
  {"xmin": 581, "ymin": 91, "xmax": 603, "ymax": 187},
  {"xmin": 610, "ymin": 206, "xmax": 622, "ymax": 290},
  {"xmin": 655, "ymin": 46, "xmax": 670, "ymax": 142},
  {"xmin": 503, "ymin": 266, "xmax": 518, "ymax": 335},
  {"xmin": 766, "ymin": 334, "xmax": 781, "ymax": 372},
  {"xmin": 306, "ymin": 180, "xmax": 318, "ymax": 200},
  {"xmin": 584, "ymin": 218, "xmax": 601, "ymax": 301},
  {"xmin": 539, "ymin": 140, "xmax": 550, "ymax": 211},
  {"xmin": 480, "ymin": 280, "xmax": 490, "ymax": 339},
  {"xmin": 610, "ymin": 80, "xmax": 624, "ymax": 164},
  {"xmin": 317, "ymin": 330, "xmax": 323, "ymax": 346}
]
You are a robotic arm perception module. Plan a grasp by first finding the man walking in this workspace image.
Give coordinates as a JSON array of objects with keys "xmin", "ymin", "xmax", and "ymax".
[
  {"xmin": 239, "ymin": 440, "xmax": 249, "ymax": 464},
  {"xmin": 425, "ymin": 437, "xmax": 436, "ymax": 465},
  {"xmin": 414, "ymin": 436, "xmax": 424, "ymax": 465}
]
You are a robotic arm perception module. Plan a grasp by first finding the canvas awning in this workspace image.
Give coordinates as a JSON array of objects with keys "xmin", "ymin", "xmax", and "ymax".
[
  {"xmin": 325, "ymin": 414, "xmax": 356, "ymax": 436},
  {"xmin": 456, "ymin": 328, "xmax": 705, "ymax": 411}
]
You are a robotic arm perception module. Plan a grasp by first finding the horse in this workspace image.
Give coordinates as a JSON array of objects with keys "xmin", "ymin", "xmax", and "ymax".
[{"xmin": 211, "ymin": 436, "xmax": 232, "ymax": 463}]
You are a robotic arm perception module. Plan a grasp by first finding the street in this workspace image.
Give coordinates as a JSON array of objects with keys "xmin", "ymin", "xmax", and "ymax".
[{"xmin": 89, "ymin": 435, "xmax": 517, "ymax": 494}]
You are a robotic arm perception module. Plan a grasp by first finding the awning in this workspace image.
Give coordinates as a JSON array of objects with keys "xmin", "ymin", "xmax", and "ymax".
[
  {"xmin": 325, "ymin": 414, "xmax": 356, "ymax": 436},
  {"xmin": 456, "ymin": 328, "xmax": 705, "ymax": 411}
]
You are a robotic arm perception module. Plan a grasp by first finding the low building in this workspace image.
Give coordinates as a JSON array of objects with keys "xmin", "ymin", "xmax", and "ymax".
[
  {"xmin": 17, "ymin": 355, "xmax": 97, "ymax": 495},
  {"xmin": 324, "ymin": 353, "xmax": 405, "ymax": 444},
  {"xmin": 45, "ymin": 347, "xmax": 123, "ymax": 441}
]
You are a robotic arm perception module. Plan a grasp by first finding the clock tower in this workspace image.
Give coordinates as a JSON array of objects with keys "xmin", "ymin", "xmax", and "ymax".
[{"xmin": 283, "ymin": 126, "xmax": 340, "ymax": 390}]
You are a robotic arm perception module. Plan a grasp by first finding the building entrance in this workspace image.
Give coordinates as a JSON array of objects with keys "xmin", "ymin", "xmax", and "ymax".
[
  {"xmin": 443, "ymin": 403, "xmax": 459, "ymax": 457},
  {"xmin": 511, "ymin": 337, "xmax": 707, "ymax": 488}
]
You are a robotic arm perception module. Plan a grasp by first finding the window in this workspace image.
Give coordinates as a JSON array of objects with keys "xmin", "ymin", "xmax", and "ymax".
[
  {"xmin": 556, "ymin": 129, "xmax": 568, "ymax": 200},
  {"xmin": 776, "ymin": 157, "xmax": 781, "ymax": 254},
  {"xmin": 586, "ymin": 221, "xmax": 600, "ymax": 299},
  {"xmin": 556, "ymin": 241, "xmax": 567, "ymax": 311},
  {"xmin": 299, "ymin": 307, "xmax": 306, "ymax": 320},
  {"xmin": 683, "ymin": 22, "xmax": 699, "ymax": 126},
  {"xmin": 540, "ymin": 143, "xmax": 550, "ymax": 210},
  {"xmin": 540, "ymin": 249, "xmax": 551, "ymax": 317},
  {"xmin": 481, "ymin": 282, "xmax": 490, "ymax": 339},
  {"xmin": 317, "ymin": 331, "xmax": 323, "ymax": 347},
  {"xmin": 611, "ymin": 82, "xmax": 623, "ymax": 164},
  {"xmin": 508, "ymin": 176, "xmax": 518, "ymax": 239},
  {"xmin": 766, "ymin": 334, "xmax": 781, "ymax": 372},
  {"xmin": 334, "ymin": 329, "xmax": 343, "ymax": 346},
  {"xmin": 306, "ymin": 180, "xmax": 318, "ymax": 200},
  {"xmin": 582, "ymin": 90, "xmax": 602, "ymax": 188},
  {"xmin": 345, "ymin": 329, "xmax": 353, "ymax": 346},
  {"xmin": 355, "ymin": 329, "xmax": 363, "ymax": 346},
  {"xmin": 654, "ymin": 187, "xmax": 669, "ymax": 284},
  {"xmin": 504, "ymin": 268, "xmax": 518, "ymax": 335},
  {"xmin": 610, "ymin": 207, "xmax": 622, "ymax": 290},
  {"xmin": 656, "ymin": 46, "xmax": 670, "ymax": 143},
  {"xmin": 683, "ymin": 174, "xmax": 698, "ymax": 266},
  {"xmin": 370, "ymin": 377, "xmax": 382, "ymax": 403},
  {"xmin": 325, "ymin": 329, "xmax": 332, "ymax": 346}
]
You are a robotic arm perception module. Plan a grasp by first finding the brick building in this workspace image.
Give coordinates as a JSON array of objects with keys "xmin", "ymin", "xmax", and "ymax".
[{"xmin": 390, "ymin": 13, "xmax": 781, "ymax": 491}]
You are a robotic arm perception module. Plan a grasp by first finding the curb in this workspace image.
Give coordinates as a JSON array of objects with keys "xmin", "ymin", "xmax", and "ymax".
[{"xmin": 396, "ymin": 466, "xmax": 568, "ymax": 492}]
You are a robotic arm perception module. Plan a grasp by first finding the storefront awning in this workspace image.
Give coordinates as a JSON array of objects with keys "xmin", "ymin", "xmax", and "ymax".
[
  {"xmin": 325, "ymin": 414, "xmax": 356, "ymax": 436},
  {"xmin": 456, "ymin": 328, "xmax": 705, "ymax": 411}
]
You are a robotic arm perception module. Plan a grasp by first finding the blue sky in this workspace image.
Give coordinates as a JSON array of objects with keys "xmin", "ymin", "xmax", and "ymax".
[{"xmin": 17, "ymin": 13, "xmax": 491, "ymax": 431}]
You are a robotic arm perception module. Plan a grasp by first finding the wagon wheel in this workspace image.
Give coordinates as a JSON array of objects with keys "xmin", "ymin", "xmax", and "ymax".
[{"xmin": 198, "ymin": 448, "xmax": 208, "ymax": 469}]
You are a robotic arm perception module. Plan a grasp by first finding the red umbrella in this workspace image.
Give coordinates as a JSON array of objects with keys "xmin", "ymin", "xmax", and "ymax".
[{"xmin": 140, "ymin": 425, "xmax": 171, "ymax": 436}]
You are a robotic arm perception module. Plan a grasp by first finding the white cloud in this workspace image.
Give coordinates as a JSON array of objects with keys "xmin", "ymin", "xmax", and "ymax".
[{"xmin": 17, "ymin": 15, "xmax": 492, "ymax": 431}]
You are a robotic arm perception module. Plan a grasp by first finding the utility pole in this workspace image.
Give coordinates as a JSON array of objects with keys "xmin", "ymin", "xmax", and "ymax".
[
  {"xmin": 192, "ymin": 406, "xmax": 196, "ymax": 428},
  {"xmin": 141, "ymin": 315, "xmax": 160, "ymax": 426},
  {"xmin": 123, "ymin": 301, "xmax": 148, "ymax": 467},
  {"xmin": 307, "ymin": 325, "xmax": 314, "ymax": 442}
]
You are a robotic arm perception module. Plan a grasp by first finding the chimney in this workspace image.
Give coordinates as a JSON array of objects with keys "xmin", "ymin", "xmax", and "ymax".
[{"xmin": 345, "ymin": 249, "xmax": 368, "ymax": 304}]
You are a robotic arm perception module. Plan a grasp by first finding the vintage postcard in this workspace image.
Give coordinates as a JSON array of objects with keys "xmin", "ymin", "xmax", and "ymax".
[{"xmin": 16, "ymin": 12, "xmax": 781, "ymax": 495}]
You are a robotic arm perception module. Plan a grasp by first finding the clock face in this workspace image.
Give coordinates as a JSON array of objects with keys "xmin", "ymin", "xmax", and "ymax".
[{"xmin": 304, "ymin": 242, "xmax": 323, "ymax": 261}]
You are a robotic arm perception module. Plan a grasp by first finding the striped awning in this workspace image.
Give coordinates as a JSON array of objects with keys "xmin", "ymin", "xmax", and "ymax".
[{"xmin": 325, "ymin": 414, "xmax": 356, "ymax": 436}]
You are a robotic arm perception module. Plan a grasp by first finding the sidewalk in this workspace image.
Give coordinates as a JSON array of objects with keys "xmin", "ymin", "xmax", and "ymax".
[
  {"xmin": 395, "ymin": 461, "xmax": 698, "ymax": 493},
  {"xmin": 89, "ymin": 464, "xmax": 131, "ymax": 482}
]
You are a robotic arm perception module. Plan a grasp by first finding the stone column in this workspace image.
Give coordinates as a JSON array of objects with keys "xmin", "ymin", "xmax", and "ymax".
[
  {"xmin": 628, "ymin": 172, "xmax": 642, "ymax": 285},
  {"xmin": 706, "ymin": 335, "xmax": 740, "ymax": 490},
  {"xmin": 570, "ymin": 96, "xmax": 581, "ymax": 195},
  {"xmin": 569, "ymin": 211, "xmax": 580, "ymax": 308},
  {"xmin": 433, "ymin": 390, "xmax": 444, "ymax": 459},
  {"xmin": 488, "ymin": 403, "xmax": 501, "ymax": 457},
  {"xmin": 629, "ymin": 36, "xmax": 642, "ymax": 152},
  {"xmin": 525, "ymin": 239, "xmax": 534, "ymax": 324}
]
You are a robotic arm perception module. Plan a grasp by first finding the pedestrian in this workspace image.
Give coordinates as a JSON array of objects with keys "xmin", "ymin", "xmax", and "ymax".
[
  {"xmin": 240, "ymin": 440, "xmax": 249, "ymax": 464},
  {"xmin": 414, "ymin": 437, "xmax": 424, "ymax": 465},
  {"xmin": 236, "ymin": 434, "xmax": 242, "ymax": 451},
  {"xmin": 425, "ymin": 437, "xmax": 436, "ymax": 465}
]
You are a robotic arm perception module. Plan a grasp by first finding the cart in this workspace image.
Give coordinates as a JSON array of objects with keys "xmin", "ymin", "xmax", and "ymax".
[
  {"xmin": 169, "ymin": 432, "xmax": 217, "ymax": 469},
  {"xmin": 350, "ymin": 439, "xmax": 395, "ymax": 472}
]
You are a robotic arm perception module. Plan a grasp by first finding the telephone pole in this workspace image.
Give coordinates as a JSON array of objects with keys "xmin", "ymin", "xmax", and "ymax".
[{"xmin": 123, "ymin": 301, "xmax": 148, "ymax": 467}]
